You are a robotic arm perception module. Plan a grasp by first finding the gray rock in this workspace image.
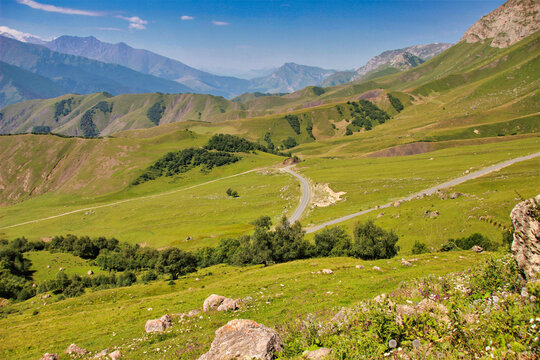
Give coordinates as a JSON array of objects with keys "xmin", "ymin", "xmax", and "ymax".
[
  {"xmin": 401, "ymin": 259, "xmax": 412, "ymax": 267},
  {"xmin": 372, "ymin": 266, "xmax": 382, "ymax": 272},
  {"xmin": 321, "ymin": 269, "xmax": 333, "ymax": 274},
  {"xmin": 450, "ymin": 192, "xmax": 462, "ymax": 199},
  {"xmin": 87, "ymin": 270, "xmax": 94, "ymax": 275},
  {"xmin": 187, "ymin": 309, "xmax": 201, "ymax": 317},
  {"xmin": 40, "ymin": 354, "xmax": 58, "ymax": 360},
  {"xmin": 217, "ymin": 297, "xmax": 240, "ymax": 312},
  {"xmin": 471, "ymin": 245, "xmax": 484, "ymax": 253},
  {"xmin": 303, "ymin": 347, "xmax": 332, "ymax": 359},
  {"xmin": 203, "ymin": 294, "xmax": 226, "ymax": 312},
  {"xmin": 355, "ymin": 265, "xmax": 365, "ymax": 269},
  {"xmin": 145, "ymin": 314, "xmax": 172, "ymax": 333},
  {"xmin": 93, "ymin": 348, "xmax": 109, "ymax": 358},
  {"xmin": 65, "ymin": 343, "xmax": 88, "ymax": 355},
  {"xmin": 198, "ymin": 319, "xmax": 283, "ymax": 360},
  {"xmin": 511, "ymin": 195, "xmax": 540, "ymax": 279}
]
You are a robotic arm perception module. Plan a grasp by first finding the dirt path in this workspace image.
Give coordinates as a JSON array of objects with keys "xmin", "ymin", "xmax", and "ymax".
[
  {"xmin": 281, "ymin": 165, "xmax": 311, "ymax": 223},
  {"xmin": 305, "ymin": 151, "xmax": 540, "ymax": 233},
  {"xmin": 0, "ymin": 168, "xmax": 260, "ymax": 230}
]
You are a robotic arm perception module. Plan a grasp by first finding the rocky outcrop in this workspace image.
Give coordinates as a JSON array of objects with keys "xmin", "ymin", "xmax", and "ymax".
[
  {"xmin": 461, "ymin": 0, "xmax": 540, "ymax": 48},
  {"xmin": 471, "ymin": 245, "xmax": 484, "ymax": 253},
  {"xmin": 203, "ymin": 294, "xmax": 240, "ymax": 312},
  {"xmin": 65, "ymin": 343, "xmax": 88, "ymax": 355},
  {"xmin": 511, "ymin": 195, "xmax": 540, "ymax": 279},
  {"xmin": 40, "ymin": 354, "xmax": 58, "ymax": 360},
  {"xmin": 144, "ymin": 314, "xmax": 172, "ymax": 333},
  {"xmin": 199, "ymin": 319, "xmax": 283, "ymax": 360},
  {"xmin": 108, "ymin": 350, "xmax": 122, "ymax": 360}
]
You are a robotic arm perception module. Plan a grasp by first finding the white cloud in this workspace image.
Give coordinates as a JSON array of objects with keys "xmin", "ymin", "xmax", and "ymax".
[
  {"xmin": 16, "ymin": 0, "xmax": 103, "ymax": 16},
  {"xmin": 180, "ymin": 15, "xmax": 194, "ymax": 20},
  {"xmin": 116, "ymin": 15, "xmax": 148, "ymax": 30},
  {"xmin": 212, "ymin": 20, "xmax": 229, "ymax": 26}
]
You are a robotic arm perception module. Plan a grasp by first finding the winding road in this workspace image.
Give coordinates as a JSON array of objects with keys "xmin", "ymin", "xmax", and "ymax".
[
  {"xmin": 1, "ymin": 151, "xmax": 538, "ymax": 233},
  {"xmin": 304, "ymin": 151, "xmax": 540, "ymax": 233},
  {"xmin": 281, "ymin": 165, "xmax": 311, "ymax": 224}
]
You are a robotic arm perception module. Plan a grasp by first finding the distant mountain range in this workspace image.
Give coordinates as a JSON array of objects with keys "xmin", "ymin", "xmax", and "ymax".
[
  {"xmin": 0, "ymin": 25, "xmax": 454, "ymax": 108},
  {"xmin": 322, "ymin": 43, "xmax": 452, "ymax": 86}
]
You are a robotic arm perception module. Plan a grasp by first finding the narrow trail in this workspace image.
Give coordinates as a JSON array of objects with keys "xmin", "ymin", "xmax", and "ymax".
[
  {"xmin": 305, "ymin": 151, "xmax": 540, "ymax": 234},
  {"xmin": 281, "ymin": 165, "xmax": 311, "ymax": 224},
  {"xmin": 0, "ymin": 168, "xmax": 260, "ymax": 230}
]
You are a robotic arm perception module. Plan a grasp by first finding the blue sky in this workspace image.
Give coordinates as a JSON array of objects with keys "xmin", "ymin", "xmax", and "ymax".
[{"xmin": 0, "ymin": 0, "xmax": 505, "ymax": 76}]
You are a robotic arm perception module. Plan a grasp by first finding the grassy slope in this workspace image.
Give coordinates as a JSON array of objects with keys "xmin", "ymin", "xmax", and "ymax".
[
  {"xmin": 0, "ymin": 251, "xmax": 482, "ymax": 359},
  {"xmin": 26, "ymin": 251, "xmax": 106, "ymax": 282}
]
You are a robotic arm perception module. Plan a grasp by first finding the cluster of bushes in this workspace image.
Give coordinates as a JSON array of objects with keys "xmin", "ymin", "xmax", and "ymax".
[
  {"xmin": 285, "ymin": 115, "xmax": 301, "ymax": 135},
  {"xmin": 194, "ymin": 218, "xmax": 399, "ymax": 267},
  {"xmin": 226, "ymin": 188, "xmax": 239, "ymax": 197},
  {"xmin": 345, "ymin": 100, "xmax": 390, "ymax": 134},
  {"xmin": 440, "ymin": 233, "xmax": 498, "ymax": 252},
  {"xmin": 282, "ymin": 137, "xmax": 298, "ymax": 149},
  {"xmin": 0, "ymin": 241, "xmax": 35, "ymax": 300},
  {"xmin": 204, "ymin": 133, "xmax": 267, "ymax": 153},
  {"xmin": 306, "ymin": 119, "xmax": 315, "ymax": 140},
  {"xmin": 387, "ymin": 93, "xmax": 404, "ymax": 113},
  {"xmin": 147, "ymin": 101, "xmax": 166, "ymax": 125},
  {"xmin": 31, "ymin": 126, "xmax": 51, "ymax": 134},
  {"xmin": 132, "ymin": 148, "xmax": 240, "ymax": 185}
]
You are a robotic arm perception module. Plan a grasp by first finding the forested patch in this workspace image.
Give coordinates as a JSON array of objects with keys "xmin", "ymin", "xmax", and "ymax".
[
  {"xmin": 132, "ymin": 148, "xmax": 240, "ymax": 185},
  {"xmin": 285, "ymin": 114, "xmax": 301, "ymax": 135},
  {"xmin": 204, "ymin": 133, "xmax": 267, "ymax": 153},
  {"xmin": 345, "ymin": 100, "xmax": 390, "ymax": 134},
  {"xmin": 147, "ymin": 101, "xmax": 166, "ymax": 125},
  {"xmin": 54, "ymin": 97, "xmax": 74, "ymax": 122},
  {"xmin": 387, "ymin": 93, "xmax": 404, "ymax": 112},
  {"xmin": 31, "ymin": 126, "xmax": 51, "ymax": 134},
  {"xmin": 79, "ymin": 101, "xmax": 113, "ymax": 138}
]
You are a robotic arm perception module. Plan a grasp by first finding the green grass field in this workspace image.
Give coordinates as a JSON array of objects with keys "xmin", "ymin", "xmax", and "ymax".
[
  {"xmin": 0, "ymin": 251, "xmax": 484, "ymax": 360},
  {"xmin": 26, "ymin": 251, "xmax": 106, "ymax": 282}
]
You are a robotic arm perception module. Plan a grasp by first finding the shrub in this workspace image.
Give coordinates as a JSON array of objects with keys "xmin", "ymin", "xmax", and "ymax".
[
  {"xmin": 283, "ymin": 137, "xmax": 298, "ymax": 149},
  {"xmin": 351, "ymin": 220, "xmax": 399, "ymax": 260},
  {"xmin": 411, "ymin": 241, "xmax": 430, "ymax": 255},
  {"xmin": 285, "ymin": 115, "xmax": 301, "ymax": 134},
  {"xmin": 314, "ymin": 227, "xmax": 351, "ymax": 257}
]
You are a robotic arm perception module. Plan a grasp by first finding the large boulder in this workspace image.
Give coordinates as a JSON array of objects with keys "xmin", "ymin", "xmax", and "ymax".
[
  {"xmin": 217, "ymin": 298, "xmax": 240, "ymax": 312},
  {"xmin": 511, "ymin": 195, "xmax": 540, "ymax": 279},
  {"xmin": 145, "ymin": 314, "xmax": 172, "ymax": 333},
  {"xmin": 65, "ymin": 343, "xmax": 88, "ymax": 355},
  {"xmin": 198, "ymin": 319, "xmax": 283, "ymax": 360}
]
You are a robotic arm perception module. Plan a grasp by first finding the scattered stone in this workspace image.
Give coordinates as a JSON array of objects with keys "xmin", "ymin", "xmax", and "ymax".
[
  {"xmin": 510, "ymin": 194, "xmax": 540, "ymax": 279},
  {"xmin": 187, "ymin": 309, "xmax": 201, "ymax": 317},
  {"xmin": 473, "ymin": 129, "xmax": 480, "ymax": 134},
  {"xmin": 46, "ymin": 265, "xmax": 51, "ymax": 269},
  {"xmin": 393, "ymin": 201, "xmax": 401, "ymax": 208},
  {"xmin": 377, "ymin": 212, "xmax": 384, "ymax": 218},
  {"xmin": 58, "ymin": 267, "xmax": 63, "ymax": 271},
  {"xmin": 65, "ymin": 344, "xmax": 88, "ymax": 355},
  {"xmin": 401, "ymin": 259, "xmax": 412, "ymax": 267},
  {"xmin": 428, "ymin": 210, "xmax": 439, "ymax": 218},
  {"xmin": 40, "ymin": 354, "xmax": 58, "ymax": 360},
  {"xmin": 437, "ymin": 191, "xmax": 448, "ymax": 200},
  {"xmin": 93, "ymin": 349, "xmax": 109, "ymax": 358},
  {"xmin": 471, "ymin": 245, "xmax": 484, "ymax": 253},
  {"xmin": 145, "ymin": 314, "xmax": 173, "ymax": 333},
  {"xmin": 372, "ymin": 266, "xmax": 382, "ymax": 272},
  {"xmin": 355, "ymin": 265, "xmax": 365, "ymax": 269},
  {"xmin": 217, "ymin": 297, "xmax": 240, "ymax": 312},
  {"xmin": 41, "ymin": 294, "xmax": 51, "ymax": 299},
  {"xmin": 408, "ymin": 258, "xmax": 418, "ymax": 262},
  {"xmin": 303, "ymin": 347, "xmax": 332, "ymax": 359},
  {"xmin": 108, "ymin": 350, "xmax": 122, "ymax": 360},
  {"xmin": 87, "ymin": 270, "xmax": 94, "ymax": 275},
  {"xmin": 321, "ymin": 269, "xmax": 333, "ymax": 274},
  {"xmin": 243, "ymin": 296, "xmax": 253, "ymax": 303},
  {"xmin": 203, "ymin": 294, "xmax": 226, "ymax": 312},
  {"xmin": 198, "ymin": 319, "xmax": 282, "ymax": 360},
  {"xmin": 450, "ymin": 192, "xmax": 462, "ymax": 199}
]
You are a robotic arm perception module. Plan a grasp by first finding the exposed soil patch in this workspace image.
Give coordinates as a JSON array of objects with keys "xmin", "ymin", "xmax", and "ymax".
[
  {"xmin": 312, "ymin": 183, "xmax": 346, "ymax": 208},
  {"xmin": 367, "ymin": 142, "xmax": 436, "ymax": 157}
]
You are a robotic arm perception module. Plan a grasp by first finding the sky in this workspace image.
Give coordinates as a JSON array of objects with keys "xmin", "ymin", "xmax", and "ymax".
[{"xmin": 0, "ymin": 0, "xmax": 505, "ymax": 77}]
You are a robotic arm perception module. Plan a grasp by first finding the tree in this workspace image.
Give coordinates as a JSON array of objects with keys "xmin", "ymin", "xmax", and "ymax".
[
  {"xmin": 283, "ymin": 137, "xmax": 297, "ymax": 149},
  {"xmin": 411, "ymin": 240, "xmax": 430, "ymax": 255},
  {"xmin": 351, "ymin": 220, "xmax": 399, "ymax": 260},
  {"xmin": 156, "ymin": 248, "xmax": 197, "ymax": 279},
  {"xmin": 314, "ymin": 226, "xmax": 351, "ymax": 257}
]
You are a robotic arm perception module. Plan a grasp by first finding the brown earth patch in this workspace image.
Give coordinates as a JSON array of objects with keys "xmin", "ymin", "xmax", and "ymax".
[{"xmin": 367, "ymin": 142, "xmax": 437, "ymax": 157}]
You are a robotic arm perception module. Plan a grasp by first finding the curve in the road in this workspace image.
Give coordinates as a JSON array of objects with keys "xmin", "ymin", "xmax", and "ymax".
[
  {"xmin": 281, "ymin": 165, "xmax": 311, "ymax": 224},
  {"xmin": 306, "ymin": 151, "xmax": 540, "ymax": 234}
]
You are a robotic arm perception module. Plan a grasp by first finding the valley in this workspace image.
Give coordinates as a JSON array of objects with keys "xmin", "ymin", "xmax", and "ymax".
[{"xmin": 0, "ymin": 0, "xmax": 539, "ymax": 359}]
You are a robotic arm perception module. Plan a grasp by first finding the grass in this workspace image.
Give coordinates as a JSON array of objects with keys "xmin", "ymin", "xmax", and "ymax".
[
  {"xmin": 0, "ymin": 251, "xmax": 484, "ymax": 359},
  {"xmin": 26, "ymin": 251, "xmax": 106, "ymax": 282}
]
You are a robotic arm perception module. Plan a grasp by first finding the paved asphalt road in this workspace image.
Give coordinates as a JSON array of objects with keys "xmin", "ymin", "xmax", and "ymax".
[
  {"xmin": 281, "ymin": 165, "xmax": 311, "ymax": 224},
  {"xmin": 305, "ymin": 151, "xmax": 540, "ymax": 234}
]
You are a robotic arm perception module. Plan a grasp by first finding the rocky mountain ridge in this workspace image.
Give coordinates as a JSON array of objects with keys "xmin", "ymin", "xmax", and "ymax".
[{"xmin": 461, "ymin": 0, "xmax": 540, "ymax": 48}]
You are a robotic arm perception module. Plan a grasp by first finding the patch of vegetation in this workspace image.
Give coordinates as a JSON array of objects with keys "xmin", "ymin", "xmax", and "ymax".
[
  {"xmin": 53, "ymin": 97, "xmax": 74, "ymax": 122},
  {"xmin": 441, "ymin": 233, "xmax": 498, "ymax": 252},
  {"xmin": 147, "ymin": 101, "xmax": 166, "ymax": 125},
  {"xmin": 387, "ymin": 93, "xmax": 404, "ymax": 112},
  {"xmin": 226, "ymin": 188, "xmax": 239, "ymax": 198},
  {"xmin": 205, "ymin": 133, "xmax": 266, "ymax": 153},
  {"xmin": 285, "ymin": 114, "xmax": 301, "ymax": 135},
  {"xmin": 306, "ymin": 119, "xmax": 315, "ymax": 140},
  {"xmin": 133, "ymin": 148, "xmax": 241, "ymax": 185},
  {"xmin": 79, "ymin": 101, "xmax": 113, "ymax": 138},
  {"xmin": 312, "ymin": 86, "xmax": 325, "ymax": 96},
  {"xmin": 31, "ymin": 126, "xmax": 51, "ymax": 134},
  {"xmin": 283, "ymin": 137, "xmax": 298, "ymax": 149},
  {"xmin": 411, "ymin": 240, "xmax": 430, "ymax": 255}
]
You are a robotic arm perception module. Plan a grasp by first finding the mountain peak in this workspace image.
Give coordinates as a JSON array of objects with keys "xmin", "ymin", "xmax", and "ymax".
[{"xmin": 461, "ymin": 0, "xmax": 540, "ymax": 48}]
